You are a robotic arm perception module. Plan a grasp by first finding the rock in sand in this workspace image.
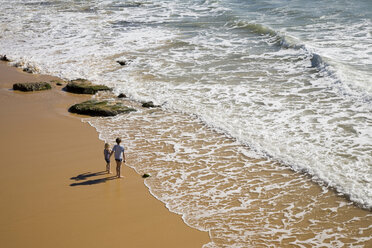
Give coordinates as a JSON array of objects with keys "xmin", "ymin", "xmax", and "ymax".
[
  {"xmin": 64, "ymin": 79, "xmax": 111, "ymax": 95},
  {"xmin": 68, "ymin": 100, "xmax": 136, "ymax": 117},
  {"xmin": 13, "ymin": 82, "xmax": 52, "ymax": 92}
]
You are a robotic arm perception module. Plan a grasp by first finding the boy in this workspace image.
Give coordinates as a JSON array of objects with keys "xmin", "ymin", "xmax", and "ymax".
[{"xmin": 111, "ymin": 138, "xmax": 126, "ymax": 178}]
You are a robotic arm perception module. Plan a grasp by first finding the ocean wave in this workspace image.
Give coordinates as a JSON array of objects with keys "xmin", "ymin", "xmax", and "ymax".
[
  {"xmin": 106, "ymin": 1, "xmax": 146, "ymax": 9},
  {"xmin": 227, "ymin": 18, "xmax": 372, "ymax": 103},
  {"xmin": 228, "ymin": 20, "xmax": 278, "ymax": 37},
  {"xmin": 24, "ymin": 1, "xmax": 60, "ymax": 7}
]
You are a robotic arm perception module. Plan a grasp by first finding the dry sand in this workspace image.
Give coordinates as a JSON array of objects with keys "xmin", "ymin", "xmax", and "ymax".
[{"xmin": 0, "ymin": 62, "xmax": 210, "ymax": 248}]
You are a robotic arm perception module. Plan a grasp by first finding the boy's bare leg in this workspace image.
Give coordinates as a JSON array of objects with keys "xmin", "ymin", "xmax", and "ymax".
[
  {"xmin": 116, "ymin": 161, "xmax": 122, "ymax": 178},
  {"xmin": 106, "ymin": 162, "xmax": 111, "ymax": 173}
]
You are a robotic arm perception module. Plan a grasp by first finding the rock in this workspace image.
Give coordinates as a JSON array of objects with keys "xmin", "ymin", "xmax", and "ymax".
[
  {"xmin": 116, "ymin": 60, "xmax": 132, "ymax": 66},
  {"xmin": 142, "ymin": 173, "xmax": 151, "ymax": 178},
  {"xmin": 51, "ymin": 80, "xmax": 64, "ymax": 86},
  {"xmin": 64, "ymin": 79, "xmax": 111, "ymax": 94},
  {"xmin": 68, "ymin": 100, "xmax": 136, "ymax": 117},
  {"xmin": 118, "ymin": 93, "xmax": 127, "ymax": 98},
  {"xmin": 13, "ymin": 82, "xmax": 52, "ymax": 92},
  {"xmin": 142, "ymin": 101, "xmax": 159, "ymax": 108},
  {"xmin": 117, "ymin": 60, "xmax": 127, "ymax": 66},
  {"xmin": 23, "ymin": 68, "xmax": 33, "ymax": 74},
  {"xmin": 11, "ymin": 62, "xmax": 37, "ymax": 74},
  {"xmin": 0, "ymin": 55, "xmax": 10, "ymax": 62}
]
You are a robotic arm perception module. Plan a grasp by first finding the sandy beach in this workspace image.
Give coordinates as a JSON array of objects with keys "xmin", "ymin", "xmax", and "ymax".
[{"xmin": 0, "ymin": 62, "xmax": 210, "ymax": 248}]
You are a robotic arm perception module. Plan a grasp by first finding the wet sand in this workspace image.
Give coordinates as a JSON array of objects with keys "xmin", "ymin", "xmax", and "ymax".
[{"xmin": 0, "ymin": 62, "xmax": 210, "ymax": 248}]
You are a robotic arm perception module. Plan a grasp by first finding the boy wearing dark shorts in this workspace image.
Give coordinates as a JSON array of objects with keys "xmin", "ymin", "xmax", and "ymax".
[{"xmin": 111, "ymin": 138, "xmax": 125, "ymax": 178}]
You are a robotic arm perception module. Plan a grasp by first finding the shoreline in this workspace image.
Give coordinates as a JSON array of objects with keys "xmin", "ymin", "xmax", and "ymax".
[
  {"xmin": 0, "ymin": 61, "xmax": 210, "ymax": 248},
  {"xmin": 2, "ymin": 59, "xmax": 371, "ymax": 247}
]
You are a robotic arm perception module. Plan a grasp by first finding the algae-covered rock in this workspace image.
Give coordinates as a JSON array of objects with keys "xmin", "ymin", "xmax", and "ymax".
[
  {"xmin": 142, "ymin": 101, "xmax": 159, "ymax": 108},
  {"xmin": 13, "ymin": 82, "xmax": 52, "ymax": 92},
  {"xmin": 64, "ymin": 79, "xmax": 111, "ymax": 94},
  {"xmin": 68, "ymin": 100, "xmax": 136, "ymax": 116}
]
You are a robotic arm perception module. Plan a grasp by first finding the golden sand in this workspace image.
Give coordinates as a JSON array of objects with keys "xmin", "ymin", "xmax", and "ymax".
[{"xmin": 0, "ymin": 62, "xmax": 210, "ymax": 248}]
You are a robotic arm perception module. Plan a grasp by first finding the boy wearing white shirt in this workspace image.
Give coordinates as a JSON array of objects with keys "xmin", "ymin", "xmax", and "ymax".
[{"xmin": 111, "ymin": 137, "xmax": 125, "ymax": 178}]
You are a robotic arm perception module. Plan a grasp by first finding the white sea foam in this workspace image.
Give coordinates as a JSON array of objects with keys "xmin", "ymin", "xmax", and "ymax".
[
  {"xmin": 1, "ymin": 0, "xmax": 371, "ymax": 246},
  {"xmin": 82, "ymin": 106, "xmax": 372, "ymax": 247}
]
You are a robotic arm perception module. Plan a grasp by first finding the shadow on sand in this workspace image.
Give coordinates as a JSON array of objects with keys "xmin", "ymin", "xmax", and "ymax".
[
  {"xmin": 70, "ymin": 171, "xmax": 107, "ymax": 181},
  {"xmin": 70, "ymin": 171, "xmax": 117, "ymax": 186}
]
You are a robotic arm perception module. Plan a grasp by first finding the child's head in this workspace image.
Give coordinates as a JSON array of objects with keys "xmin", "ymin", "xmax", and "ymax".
[
  {"xmin": 116, "ymin": 138, "xmax": 121, "ymax": 144},
  {"xmin": 104, "ymin": 143, "xmax": 110, "ymax": 149}
]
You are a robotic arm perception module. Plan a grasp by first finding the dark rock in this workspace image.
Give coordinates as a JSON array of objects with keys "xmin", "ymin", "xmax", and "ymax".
[
  {"xmin": 117, "ymin": 60, "xmax": 127, "ymax": 66},
  {"xmin": 64, "ymin": 79, "xmax": 111, "ymax": 94},
  {"xmin": 13, "ymin": 82, "xmax": 52, "ymax": 92},
  {"xmin": 118, "ymin": 93, "xmax": 127, "ymax": 98},
  {"xmin": 142, "ymin": 101, "xmax": 159, "ymax": 108},
  {"xmin": 68, "ymin": 100, "xmax": 136, "ymax": 117},
  {"xmin": 51, "ymin": 80, "xmax": 64, "ymax": 86},
  {"xmin": 23, "ymin": 68, "xmax": 33, "ymax": 74},
  {"xmin": 0, "ymin": 55, "xmax": 10, "ymax": 62},
  {"xmin": 116, "ymin": 60, "xmax": 132, "ymax": 66},
  {"xmin": 142, "ymin": 173, "xmax": 151, "ymax": 178}
]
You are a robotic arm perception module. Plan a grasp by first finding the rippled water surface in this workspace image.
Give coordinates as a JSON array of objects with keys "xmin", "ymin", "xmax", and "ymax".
[
  {"xmin": 86, "ymin": 95, "xmax": 372, "ymax": 247},
  {"xmin": 1, "ymin": 0, "xmax": 371, "ymax": 247}
]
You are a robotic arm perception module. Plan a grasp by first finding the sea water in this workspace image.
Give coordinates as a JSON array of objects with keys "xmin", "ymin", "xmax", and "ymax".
[{"xmin": 1, "ymin": 0, "xmax": 371, "ymax": 247}]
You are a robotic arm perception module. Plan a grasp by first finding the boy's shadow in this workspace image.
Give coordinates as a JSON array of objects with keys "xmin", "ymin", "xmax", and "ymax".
[
  {"xmin": 70, "ymin": 171, "xmax": 117, "ymax": 186},
  {"xmin": 70, "ymin": 171, "xmax": 107, "ymax": 181}
]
